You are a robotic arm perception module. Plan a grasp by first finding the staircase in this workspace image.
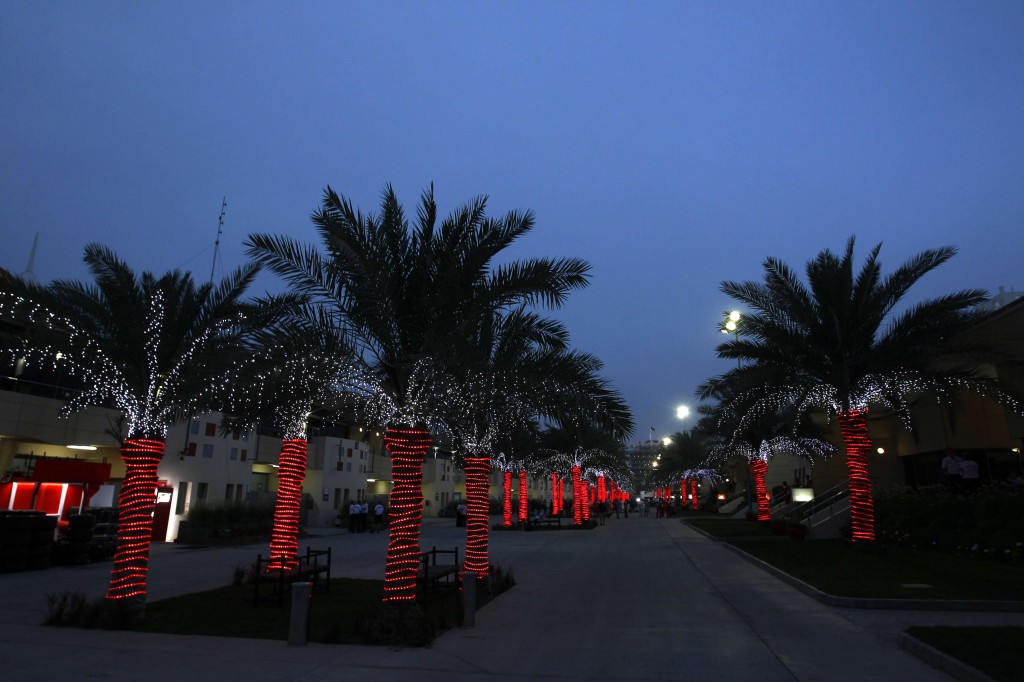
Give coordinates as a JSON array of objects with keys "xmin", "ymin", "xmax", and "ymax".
[{"xmin": 788, "ymin": 481, "xmax": 850, "ymax": 539}]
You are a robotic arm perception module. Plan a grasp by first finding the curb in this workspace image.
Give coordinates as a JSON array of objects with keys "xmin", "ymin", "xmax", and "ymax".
[{"xmin": 898, "ymin": 633, "xmax": 996, "ymax": 682}]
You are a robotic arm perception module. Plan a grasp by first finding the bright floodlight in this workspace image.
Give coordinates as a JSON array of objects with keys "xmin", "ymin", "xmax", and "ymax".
[
  {"xmin": 662, "ymin": 437, "xmax": 673, "ymax": 445},
  {"xmin": 676, "ymin": 405, "xmax": 690, "ymax": 420},
  {"xmin": 729, "ymin": 310, "xmax": 741, "ymax": 322},
  {"xmin": 725, "ymin": 320, "xmax": 737, "ymax": 331}
]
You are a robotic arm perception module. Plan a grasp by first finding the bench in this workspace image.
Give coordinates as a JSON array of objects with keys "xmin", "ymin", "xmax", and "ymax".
[
  {"xmin": 417, "ymin": 546, "xmax": 460, "ymax": 600},
  {"xmin": 532, "ymin": 516, "xmax": 562, "ymax": 529},
  {"xmin": 253, "ymin": 546, "xmax": 332, "ymax": 606}
]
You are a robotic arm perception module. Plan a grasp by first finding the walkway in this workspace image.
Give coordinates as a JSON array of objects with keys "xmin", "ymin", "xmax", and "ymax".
[{"xmin": 1, "ymin": 516, "xmax": 1020, "ymax": 681}]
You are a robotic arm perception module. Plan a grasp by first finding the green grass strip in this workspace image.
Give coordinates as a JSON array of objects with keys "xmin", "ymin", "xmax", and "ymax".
[{"xmin": 730, "ymin": 539, "xmax": 1024, "ymax": 600}]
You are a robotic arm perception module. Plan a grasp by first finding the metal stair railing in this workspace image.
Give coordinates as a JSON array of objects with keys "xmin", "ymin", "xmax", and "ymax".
[{"xmin": 790, "ymin": 480, "xmax": 849, "ymax": 523}]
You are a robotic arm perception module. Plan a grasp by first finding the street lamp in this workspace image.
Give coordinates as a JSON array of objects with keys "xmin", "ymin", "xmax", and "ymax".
[{"xmin": 720, "ymin": 310, "xmax": 742, "ymax": 368}]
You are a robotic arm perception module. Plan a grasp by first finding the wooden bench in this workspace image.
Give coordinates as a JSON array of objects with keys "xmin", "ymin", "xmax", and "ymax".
[
  {"xmin": 253, "ymin": 546, "xmax": 332, "ymax": 606},
  {"xmin": 417, "ymin": 546, "xmax": 460, "ymax": 600}
]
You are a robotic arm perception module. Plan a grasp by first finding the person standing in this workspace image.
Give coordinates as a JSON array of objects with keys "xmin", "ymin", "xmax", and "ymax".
[
  {"xmin": 373, "ymin": 501, "xmax": 385, "ymax": 532},
  {"xmin": 941, "ymin": 450, "xmax": 963, "ymax": 490},
  {"xmin": 360, "ymin": 500, "xmax": 369, "ymax": 532},
  {"xmin": 348, "ymin": 500, "xmax": 359, "ymax": 533},
  {"xmin": 960, "ymin": 454, "xmax": 981, "ymax": 492}
]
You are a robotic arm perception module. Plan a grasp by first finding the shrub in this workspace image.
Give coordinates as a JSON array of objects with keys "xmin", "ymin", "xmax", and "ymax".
[
  {"xmin": 874, "ymin": 483, "xmax": 1024, "ymax": 559},
  {"xmin": 44, "ymin": 591, "xmax": 144, "ymax": 629}
]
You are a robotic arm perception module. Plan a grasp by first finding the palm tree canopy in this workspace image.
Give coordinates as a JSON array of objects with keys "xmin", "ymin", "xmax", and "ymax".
[
  {"xmin": 700, "ymin": 236, "xmax": 1019, "ymax": 426},
  {"xmin": 0, "ymin": 244, "xmax": 261, "ymax": 438},
  {"xmin": 246, "ymin": 184, "xmax": 592, "ymax": 428}
]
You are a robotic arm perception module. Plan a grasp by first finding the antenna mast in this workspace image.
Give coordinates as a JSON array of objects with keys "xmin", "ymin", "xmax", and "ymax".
[{"xmin": 210, "ymin": 196, "xmax": 226, "ymax": 284}]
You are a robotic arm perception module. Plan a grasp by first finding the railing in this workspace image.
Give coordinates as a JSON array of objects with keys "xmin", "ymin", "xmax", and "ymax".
[{"xmin": 790, "ymin": 480, "xmax": 849, "ymax": 523}]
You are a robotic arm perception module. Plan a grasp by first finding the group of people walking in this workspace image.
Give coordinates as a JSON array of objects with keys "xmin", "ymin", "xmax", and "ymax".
[{"xmin": 347, "ymin": 500, "xmax": 386, "ymax": 533}]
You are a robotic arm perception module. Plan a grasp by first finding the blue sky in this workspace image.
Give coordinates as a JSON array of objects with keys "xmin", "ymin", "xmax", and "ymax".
[{"xmin": 3, "ymin": 2, "xmax": 1023, "ymax": 444}]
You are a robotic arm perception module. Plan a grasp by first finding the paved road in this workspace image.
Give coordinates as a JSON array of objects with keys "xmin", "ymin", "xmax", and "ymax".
[{"xmin": 2, "ymin": 516, "xmax": 1020, "ymax": 681}]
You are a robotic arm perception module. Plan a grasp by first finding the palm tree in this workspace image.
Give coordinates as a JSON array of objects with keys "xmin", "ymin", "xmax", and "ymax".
[
  {"xmin": 700, "ymin": 237, "xmax": 1019, "ymax": 542},
  {"xmin": 246, "ymin": 184, "xmax": 591, "ymax": 602},
  {"xmin": 0, "ymin": 245, "xmax": 260, "ymax": 601},
  {"xmin": 217, "ymin": 314, "xmax": 353, "ymax": 572}
]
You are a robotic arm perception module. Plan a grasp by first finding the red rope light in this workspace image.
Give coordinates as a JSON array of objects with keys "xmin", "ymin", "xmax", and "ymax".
[
  {"xmin": 572, "ymin": 465, "xmax": 583, "ymax": 525},
  {"xmin": 268, "ymin": 438, "xmax": 307, "ymax": 572},
  {"xmin": 558, "ymin": 478, "xmax": 565, "ymax": 514},
  {"xmin": 107, "ymin": 438, "xmax": 163, "ymax": 601},
  {"xmin": 502, "ymin": 471, "xmax": 513, "ymax": 527},
  {"xmin": 518, "ymin": 470, "xmax": 528, "ymax": 523},
  {"xmin": 597, "ymin": 476, "xmax": 606, "ymax": 504},
  {"xmin": 839, "ymin": 409, "xmax": 876, "ymax": 542},
  {"xmin": 464, "ymin": 456, "xmax": 491, "ymax": 576},
  {"xmin": 690, "ymin": 479, "xmax": 698, "ymax": 511},
  {"xmin": 551, "ymin": 472, "xmax": 560, "ymax": 515},
  {"xmin": 382, "ymin": 425, "xmax": 430, "ymax": 603},
  {"xmin": 751, "ymin": 459, "xmax": 770, "ymax": 521}
]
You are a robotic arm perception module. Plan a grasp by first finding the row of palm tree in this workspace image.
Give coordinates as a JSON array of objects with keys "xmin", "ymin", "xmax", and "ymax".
[{"xmin": 0, "ymin": 184, "xmax": 636, "ymax": 603}]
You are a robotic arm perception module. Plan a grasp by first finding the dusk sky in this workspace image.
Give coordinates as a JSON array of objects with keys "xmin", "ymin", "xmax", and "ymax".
[{"xmin": 3, "ymin": 2, "xmax": 1023, "ymax": 445}]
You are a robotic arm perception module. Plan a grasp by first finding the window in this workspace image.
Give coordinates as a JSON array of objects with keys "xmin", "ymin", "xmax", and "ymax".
[
  {"xmin": 225, "ymin": 484, "xmax": 234, "ymax": 501},
  {"xmin": 230, "ymin": 447, "xmax": 238, "ymax": 461},
  {"xmin": 347, "ymin": 448, "xmax": 353, "ymax": 458},
  {"xmin": 196, "ymin": 482, "xmax": 208, "ymax": 501},
  {"xmin": 240, "ymin": 449, "xmax": 247, "ymax": 462},
  {"xmin": 202, "ymin": 443, "xmax": 214, "ymax": 458},
  {"xmin": 205, "ymin": 422, "xmax": 216, "ymax": 437},
  {"xmin": 232, "ymin": 430, "xmax": 240, "ymax": 441},
  {"xmin": 346, "ymin": 462, "xmax": 352, "ymax": 472},
  {"xmin": 236, "ymin": 486, "xmax": 244, "ymax": 502},
  {"xmin": 175, "ymin": 483, "xmax": 189, "ymax": 515},
  {"xmin": 333, "ymin": 488, "xmax": 341, "ymax": 510},
  {"xmin": 186, "ymin": 442, "xmax": 197, "ymax": 457},
  {"xmin": 190, "ymin": 420, "xmax": 199, "ymax": 435}
]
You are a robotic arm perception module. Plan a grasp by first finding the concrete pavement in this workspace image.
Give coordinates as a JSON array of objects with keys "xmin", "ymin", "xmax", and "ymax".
[{"xmin": 1, "ymin": 516, "xmax": 1020, "ymax": 681}]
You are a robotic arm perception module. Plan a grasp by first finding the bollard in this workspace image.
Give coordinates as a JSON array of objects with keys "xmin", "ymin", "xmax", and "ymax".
[
  {"xmin": 461, "ymin": 571, "xmax": 476, "ymax": 627},
  {"xmin": 288, "ymin": 582, "xmax": 312, "ymax": 646}
]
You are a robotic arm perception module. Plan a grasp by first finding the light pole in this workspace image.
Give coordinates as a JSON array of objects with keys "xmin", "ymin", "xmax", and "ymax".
[
  {"xmin": 676, "ymin": 404, "xmax": 690, "ymax": 427},
  {"xmin": 721, "ymin": 310, "xmax": 742, "ymax": 368}
]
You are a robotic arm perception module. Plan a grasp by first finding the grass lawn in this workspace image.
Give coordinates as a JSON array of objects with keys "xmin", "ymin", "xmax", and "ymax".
[
  {"xmin": 907, "ymin": 626, "xmax": 1024, "ymax": 682},
  {"xmin": 136, "ymin": 577, "xmax": 472, "ymax": 645},
  {"xmin": 685, "ymin": 518, "xmax": 774, "ymax": 538},
  {"xmin": 729, "ymin": 539, "xmax": 1024, "ymax": 600}
]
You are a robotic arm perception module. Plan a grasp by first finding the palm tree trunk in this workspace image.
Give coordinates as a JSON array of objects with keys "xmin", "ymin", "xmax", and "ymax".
[
  {"xmin": 751, "ymin": 459, "xmax": 770, "ymax": 521},
  {"xmin": 518, "ymin": 470, "xmax": 528, "ymax": 523},
  {"xmin": 502, "ymin": 471, "xmax": 514, "ymax": 528},
  {"xmin": 382, "ymin": 424, "xmax": 431, "ymax": 603},
  {"xmin": 551, "ymin": 472, "xmax": 560, "ymax": 515},
  {"xmin": 690, "ymin": 479, "xmax": 699, "ymax": 511},
  {"xmin": 463, "ymin": 455, "xmax": 491, "ymax": 576},
  {"xmin": 838, "ymin": 409, "xmax": 876, "ymax": 542},
  {"xmin": 268, "ymin": 438, "xmax": 308, "ymax": 571},
  {"xmin": 107, "ymin": 437, "xmax": 163, "ymax": 601},
  {"xmin": 582, "ymin": 482, "xmax": 591, "ymax": 521},
  {"xmin": 572, "ymin": 465, "xmax": 583, "ymax": 525}
]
